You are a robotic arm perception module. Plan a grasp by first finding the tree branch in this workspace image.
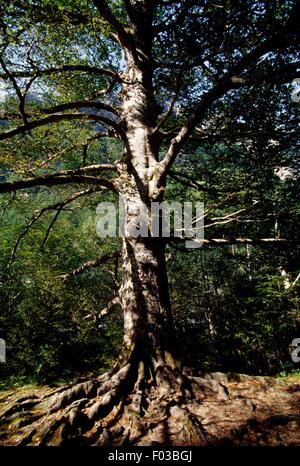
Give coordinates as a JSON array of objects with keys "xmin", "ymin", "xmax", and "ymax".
[
  {"xmin": 0, "ymin": 112, "xmax": 122, "ymax": 141},
  {"xmin": 92, "ymin": 0, "xmax": 132, "ymax": 48},
  {"xmin": 0, "ymin": 56, "xmax": 28, "ymax": 125},
  {"xmin": 98, "ymin": 295, "xmax": 121, "ymax": 319},
  {"xmin": 153, "ymin": 84, "xmax": 181, "ymax": 133},
  {"xmin": 0, "ymin": 192, "xmax": 16, "ymax": 220},
  {"xmin": 154, "ymin": 3, "xmax": 300, "ymax": 182},
  {"xmin": 154, "ymin": 78, "xmax": 241, "ymax": 181},
  {"xmin": 2, "ymin": 187, "xmax": 103, "ymax": 272},
  {"xmin": 227, "ymin": 61, "xmax": 300, "ymax": 88},
  {"xmin": 60, "ymin": 251, "xmax": 121, "ymax": 280},
  {"xmin": 0, "ymin": 166, "xmax": 117, "ymax": 195},
  {"xmin": 40, "ymin": 208, "xmax": 62, "ymax": 250},
  {"xmin": 0, "ymin": 64, "xmax": 119, "ymax": 80},
  {"xmin": 39, "ymin": 131, "xmax": 117, "ymax": 168},
  {"xmin": 168, "ymin": 170, "xmax": 220, "ymax": 195},
  {"xmin": 43, "ymin": 100, "xmax": 118, "ymax": 117},
  {"xmin": 170, "ymin": 237, "xmax": 294, "ymax": 250},
  {"xmin": 204, "ymin": 201, "xmax": 260, "ymax": 228}
]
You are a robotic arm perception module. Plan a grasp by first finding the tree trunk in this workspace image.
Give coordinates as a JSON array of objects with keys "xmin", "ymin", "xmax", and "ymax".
[
  {"xmin": 113, "ymin": 45, "xmax": 178, "ymax": 367},
  {"xmin": 120, "ymin": 235, "xmax": 176, "ymax": 366}
]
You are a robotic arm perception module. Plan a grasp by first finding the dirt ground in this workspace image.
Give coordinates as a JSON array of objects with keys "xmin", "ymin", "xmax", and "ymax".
[{"xmin": 0, "ymin": 372, "xmax": 299, "ymax": 446}]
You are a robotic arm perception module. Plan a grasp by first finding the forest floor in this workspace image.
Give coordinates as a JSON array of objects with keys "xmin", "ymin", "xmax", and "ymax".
[{"xmin": 0, "ymin": 371, "xmax": 299, "ymax": 446}]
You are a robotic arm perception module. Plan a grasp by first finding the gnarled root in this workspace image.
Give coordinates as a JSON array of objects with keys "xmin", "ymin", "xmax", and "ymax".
[{"xmin": 0, "ymin": 358, "xmax": 299, "ymax": 446}]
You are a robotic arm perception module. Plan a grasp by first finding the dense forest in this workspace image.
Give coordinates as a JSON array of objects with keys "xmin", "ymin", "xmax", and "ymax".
[
  {"xmin": 0, "ymin": 168, "xmax": 299, "ymax": 383},
  {"xmin": 0, "ymin": 0, "xmax": 299, "ymax": 446}
]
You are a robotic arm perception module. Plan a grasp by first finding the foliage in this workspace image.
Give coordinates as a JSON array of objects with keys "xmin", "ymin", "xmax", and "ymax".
[
  {"xmin": 0, "ymin": 191, "xmax": 123, "ymax": 385},
  {"xmin": 0, "ymin": 0, "xmax": 299, "ymax": 386},
  {"xmin": 168, "ymin": 245, "xmax": 300, "ymax": 375}
]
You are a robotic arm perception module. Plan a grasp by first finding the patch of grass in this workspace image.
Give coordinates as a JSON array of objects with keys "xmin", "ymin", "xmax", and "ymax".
[
  {"xmin": 0, "ymin": 368, "xmax": 109, "ymax": 392},
  {"xmin": 0, "ymin": 375, "xmax": 41, "ymax": 392},
  {"xmin": 276, "ymin": 369, "xmax": 300, "ymax": 381},
  {"xmin": 0, "ymin": 374, "xmax": 74, "ymax": 391}
]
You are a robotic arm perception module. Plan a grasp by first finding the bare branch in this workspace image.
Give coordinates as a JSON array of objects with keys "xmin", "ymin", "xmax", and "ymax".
[
  {"xmin": 84, "ymin": 292, "xmax": 122, "ymax": 323},
  {"xmin": 50, "ymin": 164, "xmax": 118, "ymax": 174},
  {"xmin": 170, "ymin": 237, "xmax": 294, "ymax": 250},
  {"xmin": 153, "ymin": 86, "xmax": 181, "ymax": 133},
  {"xmin": 292, "ymin": 272, "xmax": 300, "ymax": 287},
  {"xmin": 227, "ymin": 61, "xmax": 300, "ymax": 88},
  {"xmin": 168, "ymin": 170, "xmax": 220, "ymax": 195},
  {"xmin": 205, "ymin": 202, "xmax": 259, "ymax": 228},
  {"xmin": 221, "ymin": 3, "xmax": 299, "ymax": 81},
  {"xmin": 0, "ymin": 112, "xmax": 122, "ymax": 141},
  {"xmin": 39, "ymin": 131, "xmax": 117, "ymax": 168},
  {"xmin": 60, "ymin": 251, "xmax": 121, "ymax": 280},
  {"xmin": 0, "ymin": 192, "xmax": 16, "ymax": 220},
  {"xmin": 154, "ymin": 79, "xmax": 239, "ymax": 181},
  {"xmin": 155, "ymin": 60, "xmax": 299, "ymax": 182},
  {"xmin": 39, "ymin": 208, "xmax": 63, "ymax": 251}
]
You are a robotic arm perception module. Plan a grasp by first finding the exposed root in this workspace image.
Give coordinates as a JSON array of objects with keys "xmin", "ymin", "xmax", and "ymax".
[{"xmin": 0, "ymin": 362, "xmax": 299, "ymax": 446}]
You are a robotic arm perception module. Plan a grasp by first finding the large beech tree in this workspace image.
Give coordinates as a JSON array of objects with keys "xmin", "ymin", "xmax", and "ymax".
[{"xmin": 0, "ymin": 0, "xmax": 299, "ymax": 445}]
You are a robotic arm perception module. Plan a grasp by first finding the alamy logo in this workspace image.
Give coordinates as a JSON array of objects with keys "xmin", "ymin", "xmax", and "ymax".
[
  {"xmin": 95, "ymin": 198, "xmax": 205, "ymax": 249},
  {"xmin": 0, "ymin": 338, "xmax": 6, "ymax": 363},
  {"xmin": 291, "ymin": 78, "xmax": 300, "ymax": 103},
  {"xmin": 0, "ymin": 80, "xmax": 6, "ymax": 104},
  {"xmin": 291, "ymin": 338, "xmax": 300, "ymax": 363}
]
